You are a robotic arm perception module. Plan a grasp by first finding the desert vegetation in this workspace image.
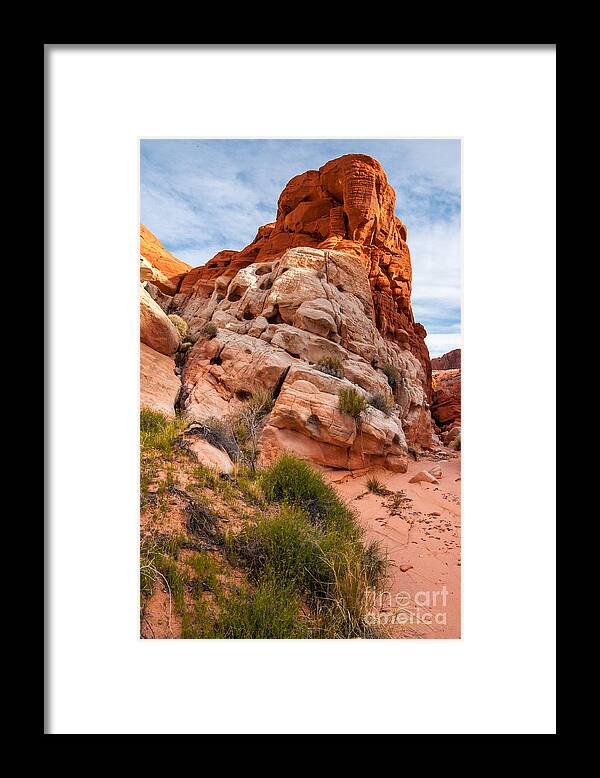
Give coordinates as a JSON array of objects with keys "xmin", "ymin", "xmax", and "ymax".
[
  {"xmin": 140, "ymin": 411, "xmax": 387, "ymax": 639},
  {"xmin": 366, "ymin": 476, "xmax": 388, "ymax": 496},
  {"xmin": 380, "ymin": 362, "xmax": 400, "ymax": 394},
  {"xmin": 315, "ymin": 356, "xmax": 345, "ymax": 379},
  {"xmin": 338, "ymin": 386, "xmax": 368, "ymax": 422},
  {"xmin": 368, "ymin": 391, "xmax": 394, "ymax": 416},
  {"xmin": 199, "ymin": 321, "xmax": 218, "ymax": 339}
]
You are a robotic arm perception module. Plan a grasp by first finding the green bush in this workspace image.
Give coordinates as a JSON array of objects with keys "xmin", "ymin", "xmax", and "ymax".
[
  {"xmin": 338, "ymin": 386, "xmax": 367, "ymax": 421},
  {"xmin": 260, "ymin": 454, "xmax": 356, "ymax": 532},
  {"xmin": 168, "ymin": 314, "xmax": 189, "ymax": 340},
  {"xmin": 235, "ymin": 504, "xmax": 387, "ymax": 638},
  {"xmin": 368, "ymin": 392, "xmax": 394, "ymax": 416},
  {"xmin": 243, "ymin": 455, "xmax": 388, "ymax": 637},
  {"xmin": 200, "ymin": 321, "xmax": 218, "ymax": 339},
  {"xmin": 316, "ymin": 357, "xmax": 344, "ymax": 379},
  {"xmin": 381, "ymin": 362, "xmax": 400, "ymax": 393},
  {"xmin": 236, "ymin": 505, "xmax": 320, "ymax": 590},
  {"xmin": 216, "ymin": 581, "xmax": 308, "ymax": 638}
]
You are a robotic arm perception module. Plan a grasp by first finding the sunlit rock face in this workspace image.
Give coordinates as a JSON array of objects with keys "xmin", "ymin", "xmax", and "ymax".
[{"xmin": 172, "ymin": 154, "xmax": 436, "ymax": 469}]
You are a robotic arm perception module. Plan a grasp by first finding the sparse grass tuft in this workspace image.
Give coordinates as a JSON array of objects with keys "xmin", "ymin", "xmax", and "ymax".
[
  {"xmin": 168, "ymin": 314, "xmax": 188, "ymax": 340},
  {"xmin": 366, "ymin": 476, "xmax": 388, "ymax": 496},
  {"xmin": 368, "ymin": 392, "xmax": 394, "ymax": 416},
  {"xmin": 338, "ymin": 386, "xmax": 367, "ymax": 422},
  {"xmin": 186, "ymin": 551, "xmax": 221, "ymax": 594},
  {"xmin": 140, "ymin": 536, "xmax": 186, "ymax": 615},
  {"xmin": 140, "ymin": 408, "xmax": 187, "ymax": 455},
  {"xmin": 381, "ymin": 363, "xmax": 400, "ymax": 393},
  {"xmin": 316, "ymin": 357, "xmax": 345, "ymax": 379},
  {"xmin": 200, "ymin": 321, "xmax": 218, "ymax": 339},
  {"xmin": 244, "ymin": 388, "xmax": 274, "ymax": 420}
]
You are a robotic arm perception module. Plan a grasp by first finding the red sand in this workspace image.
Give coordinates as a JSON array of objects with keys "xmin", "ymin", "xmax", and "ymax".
[{"xmin": 324, "ymin": 452, "xmax": 461, "ymax": 639}]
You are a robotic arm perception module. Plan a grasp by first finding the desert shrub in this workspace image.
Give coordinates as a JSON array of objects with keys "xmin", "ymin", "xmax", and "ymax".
[
  {"xmin": 244, "ymin": 388, "xmax": 274, "ymax": 421},
  {"xmin": 381, "ymin": 362, "xmax": 400, "ymax": 393},
  {"xmin": 215, "ymin": 581, "xmax": 308, "ymax": 639},
  {"xmin": 188, "ymin": 417, "xmax": 241, "ymax": 461},
  {"xmin": 140, "ymin": 408, "xmax": 187, "ymax": 454},
  {"xmin": 316, "ymin": 357, "xmax": 344, "ymax": 379},
  {"xmin": 366, "ymin": 476, "xmax": 388, "ymax": 496},
  {"xmin": 168, "ymin": 314, "xmax": 188, "ymax": 340},
  {"xmin": 368, "ymin": 392, "xmax": 394, "ymax": 416},
  {"xmin": 260, "ymin": 454, "xmax": 356, "ymax": 533},
  {"xmin": 338, "ymin": 386, "xmax": 368, "ymax": 421},
  {"xmin": 188, "ymin": 390, "xmax": 273, "ymax": 469},
  {"xmin": 234, "ymin": 501, "xmax": 387, "ymax": 637},
  {"xmin": 251, "ymin": 455, "xmax": 388, "ymax": 636},
  {"xmin": 236, "ymin": 505, "xmax": 321, "ymax": 590},
  {"xmin": 313, "ymin": 545, "xmax": 381, "ymax": 638},
  {"xmin": 200, "ymin": 321, "xmax": 218, "ymax": 339},
  {"xmin": 233, "ymin": 389, "xmax": 274, "ymax": 470}
]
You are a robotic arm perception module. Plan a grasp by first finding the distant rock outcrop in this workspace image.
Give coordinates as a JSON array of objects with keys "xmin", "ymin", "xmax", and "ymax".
[
  {"xmin": 431, "ymin": 348, "xmax": 461, "ymax": 371},
  {"xmin": 431, "ymin": 368, "xmax": 461, "ymax": 435},
  {"xmin": 140, "ymin": 225, "xmax": 191, "ymax": 295}
]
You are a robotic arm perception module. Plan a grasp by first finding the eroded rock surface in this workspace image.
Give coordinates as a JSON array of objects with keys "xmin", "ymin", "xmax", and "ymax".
[
  {"xmin": 174, "ymin": 154, "xmax": 431, "ymax": 388},
  {"xmin": 140, "ymin": 342, "xmax": 180, "ymax": 417},
  {"xmin": 146, "ymin": 154, "xmax": 439, "ymax": 471}
]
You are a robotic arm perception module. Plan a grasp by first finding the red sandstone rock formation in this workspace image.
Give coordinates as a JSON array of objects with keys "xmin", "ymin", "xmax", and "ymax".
[
  {"xmin": 176, "ymin": 154, "xmax": 431, "ymax": 393},
  {"xmin": 139, "ymin": 154, "xmax": 440, "ymax": 465},
  {"xmin": 431, "ymin": 369, "xmax": 461, "ymax": 431},
  {"xmin": 431, "ymin": 348, "xmax": 461, "ymax": 371},
  {"xmin": 140, "ymin": 224, "xmax": 191, "ymax": 295}
]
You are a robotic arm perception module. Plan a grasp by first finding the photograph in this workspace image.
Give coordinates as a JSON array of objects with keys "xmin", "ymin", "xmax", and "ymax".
[
  {"xmin": 46, "ymin": 44, "xmax": 555, "ymax": 734},
  {"xmin": 139, "ymin": 140, "xmax": 462, "ymax": 639}
]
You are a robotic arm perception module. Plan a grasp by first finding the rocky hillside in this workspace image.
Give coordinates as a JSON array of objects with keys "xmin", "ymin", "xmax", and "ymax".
[
  {"xmin": 141, "ymin": 154, "xmax": 438, "ymax": 475},
  {"xmin": 431, "ymin": 348, "xmax": 461, "ymax": 371}
]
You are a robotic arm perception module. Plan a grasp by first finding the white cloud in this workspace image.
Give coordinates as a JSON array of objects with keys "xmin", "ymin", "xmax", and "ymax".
[{"xmin": 425, "ymin": 333, "xmax": 462, "ymax": 358}]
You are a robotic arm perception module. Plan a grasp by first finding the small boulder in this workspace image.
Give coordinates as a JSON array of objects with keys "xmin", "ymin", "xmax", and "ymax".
[
  {"xmin": 399, "ymin": 564, "xmax": 414, "ymax": 573},
  {"xmin": 409, "ymin": 470, "xmax": 439, "ymax": 485},
  {"xmin": 428, "ymin": 465, "xmax": 443, "ymax": 479},
  {"xmin": 448, "ymin": 432, "xmax": 461, "ymax": 451},
  {"xmin": 184, "ymin": 437, "xmax": 234, "ymax": 475},
  {"xmin": 140, "ymin": 286, "xmax": 181, "ymax": 356}
]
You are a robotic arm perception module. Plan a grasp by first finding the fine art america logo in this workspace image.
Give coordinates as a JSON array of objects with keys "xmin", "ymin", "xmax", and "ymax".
[{"xmin": 363, "ymin": 587, "xmax": 449, "ymax": 627}]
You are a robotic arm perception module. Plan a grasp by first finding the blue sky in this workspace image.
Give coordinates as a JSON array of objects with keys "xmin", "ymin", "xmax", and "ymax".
[{"xmin": 140, "ymin": 139, "xmax": 461, "ymax": 357}]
